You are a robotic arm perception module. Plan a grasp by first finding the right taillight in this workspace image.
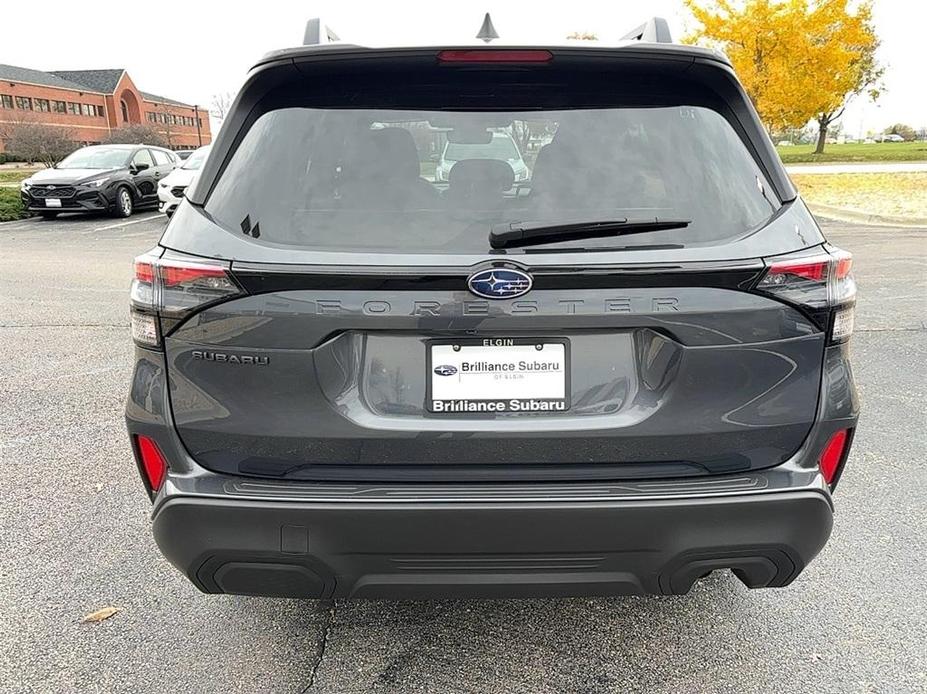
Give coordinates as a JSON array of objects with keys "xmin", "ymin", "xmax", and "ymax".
[
  {"xmin": 755, "ymin": 246, "xmax": 856, "ymax": 341},
  {"xmin": 130, "ymin": 252, "xmax": 242, "ymax": 348}
]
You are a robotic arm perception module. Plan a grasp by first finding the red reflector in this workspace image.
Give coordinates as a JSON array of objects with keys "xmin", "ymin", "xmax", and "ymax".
[
  {"xmin": 160, "ymin": 264, "xmax": 227, "ymax": 287},
  {"xmin": 437, "ymin": 49, "xmax": 553, "ymax": 63},
  {"xmin": 136, "ymin": 435, "xmax": 167, "ymax": 491},
  {"xmin": 767, "ymin": 258, "xmax": 828, "ymax": 281},
  {"xmin": 134, "ymin": 261, "xmax": 155, "ymax": 284},
  {"xmin": 819, "ymin": 430, "xmax": 849, "ymax": 484}
]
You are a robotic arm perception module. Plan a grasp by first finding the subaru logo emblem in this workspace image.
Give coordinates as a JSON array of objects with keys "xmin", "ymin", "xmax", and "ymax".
[
  {"xmin": 467, "ymin": 268, "xmax": 533, "ymax": 299},
  {"xmin": 434, "ymin": 364, "xmax": 458, "ymax": 376}
]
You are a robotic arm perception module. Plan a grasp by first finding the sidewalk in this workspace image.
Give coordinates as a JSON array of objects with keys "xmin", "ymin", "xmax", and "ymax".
[{"xmin": 785, "ymin": 161, "xmax": 927, "ymax": 174}]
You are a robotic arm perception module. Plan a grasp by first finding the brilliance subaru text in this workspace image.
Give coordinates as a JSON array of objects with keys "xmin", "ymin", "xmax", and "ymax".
[{"xmin": 126, "ymin": 18, "xmax": 859, "ymax": 599}]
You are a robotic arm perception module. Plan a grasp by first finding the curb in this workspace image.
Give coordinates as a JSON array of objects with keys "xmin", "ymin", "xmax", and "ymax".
[{"xmin": 807, "ymin": 202, "xmax": 927, "ymax": 228}]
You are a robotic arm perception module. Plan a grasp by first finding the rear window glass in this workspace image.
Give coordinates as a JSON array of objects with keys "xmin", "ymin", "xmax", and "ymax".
[
  {"xmin": 444, "ymin": 136, "xmax": 520, "ymax": 163},
  {"xmin": 205, "ymin": 106, "xmax": 779, "ymax": 254}
]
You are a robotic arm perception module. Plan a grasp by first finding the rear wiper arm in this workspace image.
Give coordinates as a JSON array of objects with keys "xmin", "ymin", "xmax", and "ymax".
[{"xmin": 489, "ymin": 217, "xmax": 691, "ymax": 250}]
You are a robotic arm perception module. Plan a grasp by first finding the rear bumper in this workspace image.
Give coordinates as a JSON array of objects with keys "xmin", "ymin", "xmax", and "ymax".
[{"xmin": 152, "ymin": 483, "xmax": 833, "ymax": 599}]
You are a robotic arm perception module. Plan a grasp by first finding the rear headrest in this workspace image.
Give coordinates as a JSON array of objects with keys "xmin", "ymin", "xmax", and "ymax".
[
  {"xmin": 447, "ymin": 159, "xmax": 515, "ymax": 194},
  {"xmin": 363, "ymin": 128, "xmax": 421, "ymax": 182}
]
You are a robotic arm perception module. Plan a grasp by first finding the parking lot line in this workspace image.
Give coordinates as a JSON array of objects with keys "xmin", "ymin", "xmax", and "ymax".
[{"xmin": 93, "ymin": 213, "xmax": 163, "ymax": 232}]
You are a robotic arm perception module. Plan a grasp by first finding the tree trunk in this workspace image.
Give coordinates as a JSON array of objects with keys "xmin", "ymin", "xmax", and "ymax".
[{"xmin": 814, "ymin": 121, "xmax": 828, "ymax": 154}]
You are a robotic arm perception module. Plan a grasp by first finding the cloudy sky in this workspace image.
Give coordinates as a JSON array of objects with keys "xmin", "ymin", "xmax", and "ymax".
[{"xmin": 3, "ymin": 0, "xmax": 923, "ymax": 136}]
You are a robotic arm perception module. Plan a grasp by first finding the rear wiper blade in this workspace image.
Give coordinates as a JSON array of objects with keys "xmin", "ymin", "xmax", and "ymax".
[{"xmin": 489, "ymin": 217, "xmax": 691, "ymax": 250}]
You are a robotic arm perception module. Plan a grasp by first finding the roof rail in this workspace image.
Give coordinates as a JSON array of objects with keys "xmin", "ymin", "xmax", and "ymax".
[
  {"xmin": 620, "ymin": 17, "xmax": 673, "ymax": 44},
  {"xmin": 303, "ymin": 18, "xmax": 340, "ymax": 46}
]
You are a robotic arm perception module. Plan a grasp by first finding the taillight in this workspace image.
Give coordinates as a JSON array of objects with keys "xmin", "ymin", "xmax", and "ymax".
[
  {"xmin": 755, "ymin": 246, "xmax": 856, "ymax": 341},
  {"xmin": 819, "ymin": 429, "xmax": 850, "ymax": 485},
  {"xmin": 134, "ymin": 435, "xmax": 167, "ymax": 492},
  {"xmin": 437, "ymin": 49, "xmax": 553, "ymax": 63},
  {"xmin": 130, "ymin": 252, "xmax": 242, "ymax": 348}
]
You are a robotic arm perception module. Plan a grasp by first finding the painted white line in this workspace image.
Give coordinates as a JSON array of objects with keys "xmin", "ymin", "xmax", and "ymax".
[{"xmin": 92, "ymin": 213, "xmax": 163, "ymax": 232}]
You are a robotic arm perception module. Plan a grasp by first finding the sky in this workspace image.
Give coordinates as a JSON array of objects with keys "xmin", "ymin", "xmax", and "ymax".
[{"xmin": 2, "ymin": 0, "xmax": 924, "ymax": 137}]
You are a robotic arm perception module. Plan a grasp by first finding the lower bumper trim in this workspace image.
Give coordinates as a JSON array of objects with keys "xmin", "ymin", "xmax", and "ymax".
[{"xmin": 152, "ymin": 488, "xmax": 833, "ymax": 599}]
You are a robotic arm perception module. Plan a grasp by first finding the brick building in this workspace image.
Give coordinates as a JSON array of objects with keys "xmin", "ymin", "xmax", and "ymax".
[{"xmin": 0, "ymin": 65, "xmax": 211, "ymax": 154}]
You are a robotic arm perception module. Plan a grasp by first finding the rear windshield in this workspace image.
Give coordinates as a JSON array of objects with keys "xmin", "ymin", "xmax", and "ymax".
[
  {"xmin": 205, "ymin": 106, "xmax": 779, "ymax": 254},
  {"xmin": 444, "ymin": 136, "xmax": 521, "ymax": 163}
]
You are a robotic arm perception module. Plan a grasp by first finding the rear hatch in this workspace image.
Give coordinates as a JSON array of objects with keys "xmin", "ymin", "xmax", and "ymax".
[{"xmin": 144, "ymin": 46, "xmax": 838, "ymax": 482}]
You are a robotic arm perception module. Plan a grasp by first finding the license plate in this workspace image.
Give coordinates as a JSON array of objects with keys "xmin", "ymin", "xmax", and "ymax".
[
  {"xmin": 45, "ymin": 198, "xmax": 62, "ymax": 208},
  {"xmin": 427, "ymin": 339, "xmax": 569, "ymax": 414}
]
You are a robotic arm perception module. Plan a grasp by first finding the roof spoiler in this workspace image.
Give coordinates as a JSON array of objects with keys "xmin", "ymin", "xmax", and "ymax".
[
  {"xmin": 303, "ymin": 18, "xmax": 340, "ymax": 45},
  {"xmin": 620, "ymin": 17, "xmax": 673, "ymax": 44}
]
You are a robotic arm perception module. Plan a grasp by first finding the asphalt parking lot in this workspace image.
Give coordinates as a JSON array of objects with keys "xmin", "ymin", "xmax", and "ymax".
[{"xmin": 1, "ymin": 212, "xmax": 925, "ymax": 694}]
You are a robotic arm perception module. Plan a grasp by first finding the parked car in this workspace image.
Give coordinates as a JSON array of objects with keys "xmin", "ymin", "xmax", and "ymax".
[
  {"xmin": 126, "ymin": 17, "xmax": 859, "ymax": 600},
  {"xmin": 435, "ymin": 131, "xmax": 529, "ymax": 183},
  {"xmin": 880, "ymin": 133, "xmax": 905, "ymax": 143},
  {"xmin": 158, "ymin": 145, "xmax": 211, "ymax": 217},
  {"xmin": 21, "ymin": 144, "xmax": 177, "ymax": 219}
]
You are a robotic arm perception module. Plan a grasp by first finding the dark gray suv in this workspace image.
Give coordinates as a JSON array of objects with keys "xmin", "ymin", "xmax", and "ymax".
[{"xmin": 125, "ymin": 23, "xmax": 859, "ymax": 599}]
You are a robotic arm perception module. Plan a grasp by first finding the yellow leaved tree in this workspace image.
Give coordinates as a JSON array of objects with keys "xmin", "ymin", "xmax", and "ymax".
[{"xmin": 684, "ymin": 0, "xmax": 883, "ymax": 153}]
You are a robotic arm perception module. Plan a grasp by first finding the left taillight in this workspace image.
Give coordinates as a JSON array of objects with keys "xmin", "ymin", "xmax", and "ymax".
[
  {"xmin": 754, "ymin": 246, "xmax": 856, "ymax": 342},
  {"xmin": 133, "ymin": 434, "xmax": 167, "ymax": 492},
  {"xmin": 130, "ymin": 252, "xmax": 241, "ymax": 349},
  {"xmin": 819, "ymin": 429, "xmax": 851, "ymax": 486}
]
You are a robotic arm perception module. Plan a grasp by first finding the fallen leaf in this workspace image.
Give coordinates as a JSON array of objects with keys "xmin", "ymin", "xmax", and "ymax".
[{"xmin": 81, "ymin": 606, "xmax": 120, "ymax": 623}]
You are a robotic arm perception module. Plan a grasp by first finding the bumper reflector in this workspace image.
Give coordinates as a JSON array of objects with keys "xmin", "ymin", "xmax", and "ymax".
[
  {"xmin": 136, "ymin": 435, "xmax": 167, "ymax": 491},
  {"xmin": 819, "ymin": 430, "xmax": 849, "ymax": 485}
]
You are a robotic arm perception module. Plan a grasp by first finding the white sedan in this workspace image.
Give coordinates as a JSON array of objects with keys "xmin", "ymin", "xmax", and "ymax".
[{"xmin": 158, "ymin": 145, "xmax": 211, "ymax": 217}]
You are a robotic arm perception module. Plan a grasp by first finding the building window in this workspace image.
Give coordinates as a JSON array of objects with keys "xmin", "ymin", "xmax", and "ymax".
[
  {"xmin": 34, "ymin": 98, "xmax": 50, "ymax": 112},
  {"xmin": 15, "ymin": 96, "xmax": 32, "ymax": 110},
  {"xmin": 197, "ymin": 118, "xmax": 202, "ymax": 128},
  {"xmin": 146, "ymin": 112, "xmax": 155, "ymax": 123},
  {"xmin": 67, "ymin": 102, "xmax": 80, "ymax": 115},
  {"xmin": 95, "ymin": 105, "xmax": 104, "ymax": 117},
  {"xmin": 52, "ymin": 100, "xmax": 67, "ymax": 113},
  {"xmin": 0, "ymin": 94, "xmax": 12, "ymax": 109},
  {"xmin": 121, "ymin": 100, "xmax": 129, "ymax": 122}
]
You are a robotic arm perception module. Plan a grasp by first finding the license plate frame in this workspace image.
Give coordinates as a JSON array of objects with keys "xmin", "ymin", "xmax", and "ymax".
[{"xmin": 426, "ymin": 337, "xmax": 571, "ymax": 414}]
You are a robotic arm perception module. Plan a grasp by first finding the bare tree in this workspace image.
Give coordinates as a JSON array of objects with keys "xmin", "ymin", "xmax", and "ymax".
[
  {"xmin": 0, "ymin": 115, "xmax": 76, "ymax": 167},
  {"xmin": 509, "ymin": 121, "xmax": 532, "ymax": 153},
  {"xmin": 566, "ymin": 31, "xmax": 598, "ymax": 40},
  {"xmin": 153, "ymin": 108, "xmax": 176, "ymax": 147},
  {"xmin": 211, "ymin": 92, "xmax": 236, "ymax": 122},
  {"xmin": 102, "ymin": 123, "xmax": 168, "ymax": 148}
]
